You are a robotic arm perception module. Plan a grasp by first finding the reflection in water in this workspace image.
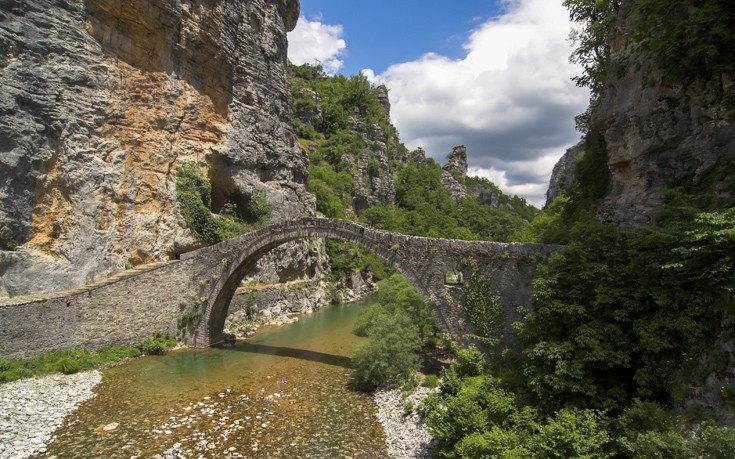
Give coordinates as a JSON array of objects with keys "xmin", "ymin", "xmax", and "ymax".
[{"xmin": 36, "ymin": 297, "xmax": 388, "ymax": 459}]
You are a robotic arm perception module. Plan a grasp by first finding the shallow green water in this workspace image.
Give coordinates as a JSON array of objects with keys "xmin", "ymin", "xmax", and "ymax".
[{"xmin": 38, "ymin": 298, "xmax": 388, "ymax": 458}]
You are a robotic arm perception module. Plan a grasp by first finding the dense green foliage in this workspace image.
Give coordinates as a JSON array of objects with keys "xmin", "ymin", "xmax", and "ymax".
[
  {"xmin": 0, "ymin": 334, "xmax": 177, "ymax": 383},
  {"xmin": 516, "ymin": 212, "xmax": 734, "ymax": 412},
  {"xmin": 462, "ymin": 271, "xmax": 505, "ymax": 348},
  {"xmin": 175, "ymin": 163, "xmax": 270, "ymax": 244},
  {"xmin": 424, "ymin": 349, "xmax": 735, "ymax": 458},
  {"xmin": 351, "ymin": 275, "xmax": 437, "ymax": 390},
  {"xmin": 325, "ymin": 240, "xmax": 393, "ymax": 285},
  {"xmin": 362, "ymin": 160, "xmax": 536, "ymax": 241},
  {"xmin": 351, "ymin": 312, "xmax": 423, "ymax": 390},
  {"xmin": 636, "ymin": 0, "xmax": 735, "ymax": 84}
]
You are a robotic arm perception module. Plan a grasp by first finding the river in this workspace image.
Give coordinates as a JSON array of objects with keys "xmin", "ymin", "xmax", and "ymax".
[{"xmin": 35, "ymin": 297, "xmax": 389, "ymax": 458}]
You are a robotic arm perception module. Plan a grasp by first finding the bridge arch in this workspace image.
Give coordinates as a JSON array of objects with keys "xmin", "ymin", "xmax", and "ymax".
[{"xmin": 196, "ymin": 218, "xmax": 445, "ymax": 346}]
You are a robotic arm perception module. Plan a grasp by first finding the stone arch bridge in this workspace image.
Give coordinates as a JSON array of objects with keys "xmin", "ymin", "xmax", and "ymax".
[{"xmin": 0, "ymin": 218, "xmax": 560, "ymax": 359}]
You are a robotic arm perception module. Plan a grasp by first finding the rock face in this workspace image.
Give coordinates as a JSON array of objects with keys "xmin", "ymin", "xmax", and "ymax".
[
  {"xmin": 587, "ymin": 2, "xmax": 734, "ymax": 226},
  {"xmin": 441, "ymin": 145, "xmax": 469, "ymax": 200},
  {"xmin": 345, "ymin": 113, "xmax": 399, "ymax": 214},
  {"xmin": 545, "ymin": 142, "xmax": 584, "ymax": 208},
  {"xmin": 0, "ymin": 0, "xmax": 318, "ymax": 296},
  {"xmin": 226, "ymin": 278, "xmax": 331, "ymax": 335}
]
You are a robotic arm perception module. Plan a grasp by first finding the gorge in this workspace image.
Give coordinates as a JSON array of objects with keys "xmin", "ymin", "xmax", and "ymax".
[{"xmin": 1, "ymin": 0, "xmax": 734, "ymax": 458}]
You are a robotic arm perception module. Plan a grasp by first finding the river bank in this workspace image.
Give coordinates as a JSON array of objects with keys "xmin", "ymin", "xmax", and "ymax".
[
  {"xmin": 374, "ymin": 386, "xmax": 438, "ymax": 459},
  {"xmin": 1, "ymin": 293, "xmax": 438, "ymax": 459},
  {"xmin": 0, "ymin": 370, "xmax": 101, "ymax": 459}
]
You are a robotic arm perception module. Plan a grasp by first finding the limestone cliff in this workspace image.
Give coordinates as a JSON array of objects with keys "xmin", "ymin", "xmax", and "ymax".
[
  {"xmin": 0, "ymin": 0, "xmax": 316, "ymax": 297},
  {"xmin": 547, "ymin": 2, "xmax": 735, "ymax": 225},
  {"xmin": 343, "ymin": 89, "xmax": 400, "ymax": 214},
  {"xmin": 545, "ymin": 142, "xmax": 584, "ymax": 208}
]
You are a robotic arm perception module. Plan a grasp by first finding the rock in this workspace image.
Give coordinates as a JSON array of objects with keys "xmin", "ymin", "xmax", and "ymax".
[
  {"xmin": 438, "ymin": 146, "xmax": 469, "ymax": 200},
  {"xmin": 571, "ymin": 2, "xmax": 735, "ymax": 227},
  {"xmin": 102, "ymin": 422, "xmax": 119, "ymax": 431},
  {"xmin": 225, "ymin": 272, "xmax": 337, "ymax": 336},
  {"xmin": 545, "ymin": 141, "xmax": 585, "ymax": 208},
  {"xmin": 0, "ymin": 0, "xmax": 317, "ymax": 297},
  {"xmin": 442, "ymin": 145, "xmax": 468, "ymax": 178},
  {"xmin": 0, "ymin": 371, "xmax": 101, "ymax": 458},
  {"xmin": 374, "ymin": 386, "xmax": 438, "ymax": 459},
  {"xmin": 376, "ymin": 85, "xmax": 391, "ymax": 118},
  {"xmin": 408, "ymin": 148, "xmax": 427, "ymax": 167}
]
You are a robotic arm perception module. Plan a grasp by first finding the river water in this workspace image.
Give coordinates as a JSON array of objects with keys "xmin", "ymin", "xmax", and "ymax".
[{"xmin": 37, "ymin": 297, "xmax": 389, "ymax": 458}]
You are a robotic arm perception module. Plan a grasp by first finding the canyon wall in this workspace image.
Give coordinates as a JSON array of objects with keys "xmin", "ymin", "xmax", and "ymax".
[
  {"xmin": 547, "ymin": 2, "xmax": 735, "ymax": 225},
  {"xmin": 0, "ymin": 0, "xmax": 322, "ymax": 296}
]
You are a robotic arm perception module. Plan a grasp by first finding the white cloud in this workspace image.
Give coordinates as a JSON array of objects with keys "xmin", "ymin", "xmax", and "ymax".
[
  {"xmin": 469, "ymin": 151, "xmax": 564, "ymax": 207},
  {"xmin": 372, "ymin": 0, "xmax": 590, "ymax": 207},
  {"xmin": 287, "ymin": 16, "xmax": 346, "ymax": 74}
]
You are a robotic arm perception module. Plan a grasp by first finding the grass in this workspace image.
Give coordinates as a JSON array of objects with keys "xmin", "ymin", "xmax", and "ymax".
[{"xmin": 0, "ymin": 334, "xmax": 178, "ymax": 383}]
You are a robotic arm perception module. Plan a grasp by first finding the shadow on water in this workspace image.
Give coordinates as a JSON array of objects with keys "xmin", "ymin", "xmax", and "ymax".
[{"xmin": 223, "ymin": 342, "xmax": 354, "ymax": 369}]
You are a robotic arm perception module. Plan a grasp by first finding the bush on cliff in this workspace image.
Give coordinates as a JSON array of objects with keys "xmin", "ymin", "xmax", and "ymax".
[{"xmin": 175, "ymin": 163, "xmax": 270, "ymax": 244}]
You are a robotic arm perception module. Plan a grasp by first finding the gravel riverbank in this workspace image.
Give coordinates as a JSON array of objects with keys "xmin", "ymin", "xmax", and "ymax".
[
  {"xmin": 374, "ymin": 386, "xmax": 438, "ymax": 459},
  {"xmin": 0, "ymin": 371, "xmax": 101, "ymax": 459}
]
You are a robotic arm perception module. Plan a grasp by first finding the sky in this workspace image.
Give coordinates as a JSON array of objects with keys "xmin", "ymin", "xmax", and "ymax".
[{"xmin": 288, "ymin": 0, "xmax": 590, "ymax": 207}]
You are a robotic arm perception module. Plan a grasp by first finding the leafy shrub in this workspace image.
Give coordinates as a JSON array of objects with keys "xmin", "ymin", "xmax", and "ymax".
[
  {"xmin": 454, "ymin": 347, "xmax": 486, "ymax": 378},
  {"xmin": 454, "ymin": 428, "xmax": 530, "ymax": 459},
  {"xmin": 136, "ymin": 333, "xmax": 177, "ymax": 356},
  {"xmin": 695, "ymin": 425, "xmax": 735, "ymax": 459},
  {"xmin": 462, "ymin": 272, "xmax": 504, "ymax": 347},
  {"xmin": 293, "ymin": 119, "xmax": 320, "ymax": 140},
  {"xmin": 175, "ymin": 163, "xmax": 270, "ymax": 244},
  {"xmin": 353, "ymin": 274, "xmax": 435, "ymax": 343},
  {"xmin": 531, "ymin": 408, "xmax": 613, "ymax": 458},
  {"xmin": 423, "ymin": 374, "xmax": 439, "ymax": 388},
  {"xmin": 351, "ymin": 312, "xmax": 422, "ymax": 390}
]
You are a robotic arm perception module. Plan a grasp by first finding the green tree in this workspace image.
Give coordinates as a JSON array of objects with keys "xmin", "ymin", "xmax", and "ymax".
[
  {"xmin": 635, "ymin": 0, "xmax": 735, "ymax": 83},
  {"xmin": 564, "ymin": 0, "xmax": 620, "ymax": 94},
  {"xmin": 351, "ymin": 312, "xmax": 422, "ymax": 390}
]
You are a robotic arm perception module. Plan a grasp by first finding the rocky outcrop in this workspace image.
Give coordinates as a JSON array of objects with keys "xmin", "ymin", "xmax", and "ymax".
[
  {"xmin": 409, "ymin": 147, "xmax": 427, "ymax": 167},
  {"xmin": 587, "ymin": 2, "xmax": 735, "ymax": 226},
  {"xmin": 442, "ymin": 145, "xmax": 468, "ymax": 177},
  {"xmin": 225, "ymin": 278, "xmax": 331, "ymax": 335},
  {"xmin": 0, "ymin": 0, "xmax": 324, "ymax": 296},
  {"xmin": 345, "ymin": 114, "xmax": 398, "ymax": 214},
  {"xmin": 332, "ymin": 270, "xmax": 376, "ymax": 304},
  {"xmin": 441, "ymin": 146, "xmax": 468, "ymax": 200},
  {"xmin": 545, "ymin": 142, "xmax": 585, "ymax": 208}
]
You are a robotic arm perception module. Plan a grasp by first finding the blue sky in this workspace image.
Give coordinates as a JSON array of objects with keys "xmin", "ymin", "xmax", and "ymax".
[
  {"xmin": 296, "ymin": 1, "xmax": 504, "ymax": 76},
  {"xmin": 288, "ymin": 0, "xmax": 590, "ymax": 207}
]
